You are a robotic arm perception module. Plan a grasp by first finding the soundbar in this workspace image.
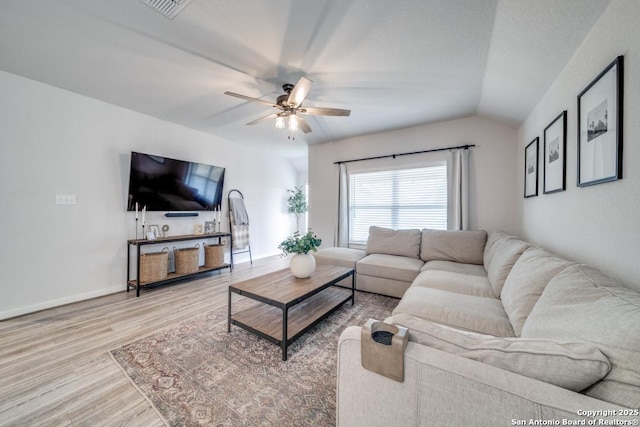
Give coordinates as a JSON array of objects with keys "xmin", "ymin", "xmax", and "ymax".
[{"xmin": 165, "ymin": 212, "xmax": 199, "ymax": 217}]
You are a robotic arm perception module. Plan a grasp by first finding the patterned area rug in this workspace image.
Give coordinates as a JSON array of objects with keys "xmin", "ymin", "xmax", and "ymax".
[{"xmin": 110, "ymin": 291, "xmax": 398, "ymax": 426}]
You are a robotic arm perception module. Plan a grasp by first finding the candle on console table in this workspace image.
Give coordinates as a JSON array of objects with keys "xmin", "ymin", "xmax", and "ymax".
[
  {"xmin": 142, "ymin": 205, "xmax": 146, "ymax": 226},
  {"xmin": 135, "ymin": 202, "xmax": 138, "ymax": 219}
]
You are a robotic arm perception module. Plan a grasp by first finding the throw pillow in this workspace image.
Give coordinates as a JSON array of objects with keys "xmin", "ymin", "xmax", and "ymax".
[{"xmin": 388, "ymin": 313, "xmax": 611, "ymax": 392}]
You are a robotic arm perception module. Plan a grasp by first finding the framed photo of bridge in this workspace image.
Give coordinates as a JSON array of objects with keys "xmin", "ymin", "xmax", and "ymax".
[
  {"xmin": 577, "ymin": 56, "xmax": 623, "ymax": 187},
  {"xmin": 543, "ymin": 111, "xmax": 567, "ymax": 194}
]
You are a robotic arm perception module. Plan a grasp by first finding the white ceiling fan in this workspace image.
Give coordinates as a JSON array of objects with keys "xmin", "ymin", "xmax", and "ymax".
[{"xmin": 224, "ymin": 77, "xmax": 351, "ymax": 134}]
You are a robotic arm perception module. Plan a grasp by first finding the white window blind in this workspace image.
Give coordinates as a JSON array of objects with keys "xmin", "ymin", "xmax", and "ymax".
[{"xmin": 349, "ymin": 165, "xmax": 447, "ymax": 244}]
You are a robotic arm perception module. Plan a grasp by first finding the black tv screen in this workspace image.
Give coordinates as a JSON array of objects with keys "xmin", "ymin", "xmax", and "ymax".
[{"xmin": 127, "ymin": 152, "xmax": 225, "ymax": 212}]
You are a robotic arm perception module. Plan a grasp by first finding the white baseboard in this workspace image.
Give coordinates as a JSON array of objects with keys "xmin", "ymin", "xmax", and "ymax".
[
  {"xmin": 0, "ymin": 285, "xmax": 124, "ymax": 321},
  {"xmin": 1, "ymin": 254, "xmax": 284, "ymax": 320}
]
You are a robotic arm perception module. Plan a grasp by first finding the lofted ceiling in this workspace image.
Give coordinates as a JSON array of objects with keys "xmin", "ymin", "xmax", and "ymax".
[{"xmin": 0, "ymin": 0, "xmax": 611, "ymax": 161}]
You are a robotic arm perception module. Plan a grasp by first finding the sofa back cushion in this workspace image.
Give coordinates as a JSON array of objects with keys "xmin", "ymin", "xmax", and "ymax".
[
  {"xmin": 521, "ymin": 264, "xmax": 640, "ymax": 408},
  {"xmin": 388, "ymin": 314, "xmax": 611, "ymax": 392},
  {"xmin": 483, "ymin": 230, "xmax": 511, "ymax": 267},
  {"xmin": 500, "ymin": 247, "xmax": 573, "ymax": 336},
  {"xmin": 420, "ymin": 229, "xmax": 487, "ymax": 265},
  {"xmin": 483, "ymin": 232, "xmax": 529, "ymax": 297},
  {"xmin": 366, "ymin": 226, "xmax": 421, "ymax": 259}
]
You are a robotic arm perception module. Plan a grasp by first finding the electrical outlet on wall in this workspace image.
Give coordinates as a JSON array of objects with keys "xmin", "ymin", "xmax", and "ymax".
[{"xmin": 56, "ymin": 195, "xmax": 76, "ymax": 205}]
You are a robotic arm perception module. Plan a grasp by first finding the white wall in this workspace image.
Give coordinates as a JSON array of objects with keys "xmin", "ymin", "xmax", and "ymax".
[
  {"xmin": 516, "ymin": 0, "xmax": 640, "ymax": 290},
  {"xmin": 0, "ymin": 70, "xmax": 297, "ymax": 319},
  {"xmin": 308, "ymin": 116, "xmax": 518, "ymax": 247}
]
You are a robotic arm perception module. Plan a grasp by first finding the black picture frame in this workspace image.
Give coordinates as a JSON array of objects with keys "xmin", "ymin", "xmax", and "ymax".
[
  {"xmin": 524, "ymin": 137, "xmax": 539, "ymax": 198},
  {"xmin": 543, "ymin": 111, "xmax": 567, "ymax": 194},
  {"xmin": 577, "ymin": 56, "xmax": 623, "ymax": 187}
]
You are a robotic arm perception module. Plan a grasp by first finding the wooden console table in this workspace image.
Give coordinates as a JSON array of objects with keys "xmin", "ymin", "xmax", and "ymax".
[{"xmin": 127, "ymin": 232, "xmax": 233, "ymax": 297}]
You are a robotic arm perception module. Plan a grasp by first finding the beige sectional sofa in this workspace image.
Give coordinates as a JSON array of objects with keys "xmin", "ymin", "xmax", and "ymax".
[{"xmin": 314, "ymin": 227, "xmax": 640, "ymax": 426}]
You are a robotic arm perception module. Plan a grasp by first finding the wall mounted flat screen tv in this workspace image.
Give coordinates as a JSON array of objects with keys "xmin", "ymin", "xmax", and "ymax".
[{"xmin": 127, "ymin": 151, "xmax": 225, "ymax": 212}]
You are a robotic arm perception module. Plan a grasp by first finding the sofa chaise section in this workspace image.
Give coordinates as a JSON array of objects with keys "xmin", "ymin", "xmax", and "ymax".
[{"xmin": 335, "ymin": 229, "xmax": 640, "ymax": 426}]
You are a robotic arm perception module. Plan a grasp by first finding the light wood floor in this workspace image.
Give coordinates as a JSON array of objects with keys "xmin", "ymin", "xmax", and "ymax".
[{"xmin": 0, "ymin": 256, "xmax": 290, "ymax": 427}]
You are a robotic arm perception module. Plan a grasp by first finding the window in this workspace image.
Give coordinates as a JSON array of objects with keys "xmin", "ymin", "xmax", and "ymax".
[{"xmin": 349, "ymin": 165, "xmax": 447, "ymax": 244}]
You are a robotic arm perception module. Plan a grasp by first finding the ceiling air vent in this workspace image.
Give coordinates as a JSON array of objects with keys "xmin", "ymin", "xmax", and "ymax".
[{"xmin": 138, "ymin": 0, "xmax": 194, "ymax": 19}]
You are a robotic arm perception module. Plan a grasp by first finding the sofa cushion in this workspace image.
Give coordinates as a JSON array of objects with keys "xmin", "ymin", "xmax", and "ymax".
[
  {"xmin": 366, "ymin": 226, "xmax": 421, "ymax": 259},
  {"xmin": 392, "ymin": 287, "xmax": 515, "ymax": 337},
  {"xmin": 421, "ymin": 260, "xmax": 487, "ymax": 277},
  {"xmin": 355, "ymin": 275, "xmax": 412, "ymax": 298},
  {"xmin": 483, "ymin": 230, "xmax": 512, "ymax": 267},
  {"xmin": 420, "ymin": 229, "xmax": 487, "ymax": 264},
  {"xmin": 412, "ymin": 270, "xmax": 495, "ymax": 299},
  {"xmin": 386, "ymin": 314, "xmax": 611, "ymax": 392},
  {"xmin": 484, "ymin": 235, "xmax": 529, "ymax": 297},
  {"xmin": 500, "ymin": 247, "xmax": 574, "ymax": 336},
  {"xmin": 312, "ymin": 247, "xmax": 367, "ymax": 269},
  {"xmin": 356, "ymin": 254, "xmax": 424, "ymax": 283},
  {"xmin": 521, "ymin": 264, "xmax": 640, "ymax": 409}
]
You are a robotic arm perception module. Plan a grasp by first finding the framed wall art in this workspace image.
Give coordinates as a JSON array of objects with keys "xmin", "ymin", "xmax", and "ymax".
[
  {"xmin": 543, "ymin": 111, "xmax": 567, "ymax": 194},
  {"xmin": 524, "ymin": 137, "xmax": 539, "ymax": 198},
  {"xmin": 577, "ymin": 55, "xmax": 623, "ymax": 187}
]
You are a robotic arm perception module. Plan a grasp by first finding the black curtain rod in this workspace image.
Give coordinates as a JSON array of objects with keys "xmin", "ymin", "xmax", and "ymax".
[{"xmin": 333, "ymin": 144, "xmax": 476, "ymax": 165}]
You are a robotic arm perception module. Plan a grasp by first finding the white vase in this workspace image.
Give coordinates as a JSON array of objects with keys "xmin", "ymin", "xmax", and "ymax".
[{"xmin": 290, "ymin": 253, "xmax": 316, "ymax": 278}]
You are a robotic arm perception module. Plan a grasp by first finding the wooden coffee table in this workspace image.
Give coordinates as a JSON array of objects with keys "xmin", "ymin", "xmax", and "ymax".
[{"xmin": 227, "ymin": 264, "xmax": 355, "ymax": 360}]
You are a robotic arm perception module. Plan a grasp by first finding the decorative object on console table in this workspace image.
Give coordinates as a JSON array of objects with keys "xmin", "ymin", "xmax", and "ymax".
[
  {"xmin": 204, "ymin": 241, "xmax": 226, "ymax": 268},
  {"xmin": 141, "ymin": 205, "xmax": 146, "ymax": 238},
  {"xmin": 139, "ymin": 247, "xmax": 169, "ymax": 283},
  {"xmin": 174, "ymin": 245, "xmax": 200, "ymax": 275},
  {"xmin": 524, "ymin": 137, "xmax": 539, "ymax": 198},
  {"xmin": 193, "ymin": 224, "xmax": 204, "ymax": 235},
  {"xmin": 148, "ymin": 225, "xmax": 160, "ymax": 240},
  {"xmin": 278, "ymin": 230, "xmax": 322, "ymax": 278},
  {"xmin": 577, "ymin": 55, "xmax": 623, "ymax": 187},
  {"xmin": 161, "ymin": 224, "xmax": 169, "ymax": 237},
  {"xmin": 204, "ymin": 221, "xmax": 215, "ymax": 234},
  {"xmin": 543, "ymin": 111, "xmax": 567, "ymax": 194},
  {"xmin": 135, "ymin": 202, "xmax": 139, "ymax": 239}
]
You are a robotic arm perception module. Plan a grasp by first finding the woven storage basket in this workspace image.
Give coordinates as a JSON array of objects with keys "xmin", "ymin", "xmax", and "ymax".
[
  {"xmin": 174, "ymin": 245, "xmax": 199, "ymax": 275},
  {"xmin": 139, "ymin": 247, "xmax": 169, "ymax": 283},
  {"xmin": 204, "ymin": 241, "xmax": 225, "ymax": 268}
]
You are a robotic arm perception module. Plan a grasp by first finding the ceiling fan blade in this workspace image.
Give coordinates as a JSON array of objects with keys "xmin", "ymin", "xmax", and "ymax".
[
  {"xmin": 300, "ymin": 107, "xmax": 351, "ymax": 116},
  {"xmin": 224, "ymin": 91, "xmax": 279, "ymax": 108},
  {"xmin": 287, "ymin": 77, "xmax": 313, "ymax": 107},
  {"xmin": 297, "ymin": 115, "xmax": 312, "ymax": 134},
  {"xmin": 246, "ymin": 112, "xmax": 279, "ymax": 126}
]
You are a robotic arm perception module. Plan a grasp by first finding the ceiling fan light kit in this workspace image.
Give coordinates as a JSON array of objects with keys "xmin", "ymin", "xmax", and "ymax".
[
  {"xmin": 288, "ymin": 114, "xmax": 299, "ymax": 132},
  {"xmin": 224, "ymin": 77, "xmax": 351, "ymax": 137}
]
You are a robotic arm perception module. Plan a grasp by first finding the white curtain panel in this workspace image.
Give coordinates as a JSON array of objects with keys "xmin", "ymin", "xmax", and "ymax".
[
  {"xmin": 336, "ymin": 163, "xmax": 349, "ymax": 247},
  {"xmin": 447, "ymin": 148, "xmax": 469, "ymax": 230}
]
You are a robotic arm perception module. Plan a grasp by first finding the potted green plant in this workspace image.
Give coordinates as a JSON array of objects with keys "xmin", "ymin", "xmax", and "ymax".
[
  {"xmin": 278, "ymin": 230, "xmax": 322, "ymax": 278},
  {"xmin": 286, "ymin": 186, "xmax": 308, "ymax": 232}
]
